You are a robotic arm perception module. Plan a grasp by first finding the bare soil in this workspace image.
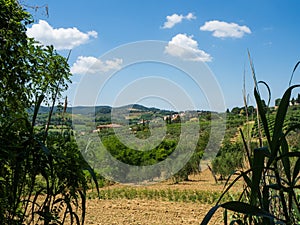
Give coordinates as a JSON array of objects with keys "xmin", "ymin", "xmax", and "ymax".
[
  {"xmin": 84, "ymin": 169, "xmax": 242, "ymax": 225},
  {"xmin": 85, "ymin": 199, "xmax": 222, "ymax": 225}
]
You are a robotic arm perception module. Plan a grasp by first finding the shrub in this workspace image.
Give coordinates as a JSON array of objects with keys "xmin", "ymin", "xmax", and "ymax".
[{"xmin": 212, "ymin": 141, "xmax": 244, "ymax": 179}]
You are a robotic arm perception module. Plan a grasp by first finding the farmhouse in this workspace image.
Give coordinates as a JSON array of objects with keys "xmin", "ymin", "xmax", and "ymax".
[{"xmin": 95, "ymin": 123, "xmax": 122, "ymax": 131}]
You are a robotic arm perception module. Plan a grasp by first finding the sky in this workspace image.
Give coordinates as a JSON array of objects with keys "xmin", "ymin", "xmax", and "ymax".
[{"xmin": 24, "ymin": 0, "xmax": 300, "ymax": 111}]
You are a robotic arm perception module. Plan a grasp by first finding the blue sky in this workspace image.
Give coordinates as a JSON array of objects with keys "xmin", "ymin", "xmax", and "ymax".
[{"xmin": 25, "ymin": 0, "xmax": 300, "ymax": 111}]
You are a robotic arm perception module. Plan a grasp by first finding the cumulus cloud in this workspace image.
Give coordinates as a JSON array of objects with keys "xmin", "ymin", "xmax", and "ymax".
[
  {"xmin": 162, "ymin": 13, "xmax": 196, "ymax": 29},
  {"xmin": 26, "ymin": 20, "xmax": 98, "ymax": 50},
  {"xmin": 70, "ymin": 56, "xmax": 123, "ymax": 75},
  {"xmin": 200, "ymin": 20, "xmax": 251, "ymax": 38},
  {"xmin": 165, "ymin": 33, "xmax": 212, "ymax": 62}
]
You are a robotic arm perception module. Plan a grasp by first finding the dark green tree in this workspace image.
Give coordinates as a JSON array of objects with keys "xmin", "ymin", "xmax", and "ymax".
[
  {"xmin": 212, "ymin": 141, "xmax": 244, "ymax": 179},
  {"xmin": 0, "ymin": 1, "xmax": 97, "ymax": 224},
  {"xmin": 231, "ymin": 107, "xmax": 241, "ymax": 115},
  {"xmin": 275, "ymin": 98, "xmax": 281, "ymax": 106}
]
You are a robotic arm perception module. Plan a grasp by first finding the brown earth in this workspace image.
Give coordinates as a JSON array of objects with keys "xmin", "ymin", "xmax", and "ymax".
[
  {"xmin": 84, "ymin": 169, "xmax": 243, "ymax": 225},
  {"xmin": 84, "ymin": 199, "xmax": 222, "ymax": 225}
]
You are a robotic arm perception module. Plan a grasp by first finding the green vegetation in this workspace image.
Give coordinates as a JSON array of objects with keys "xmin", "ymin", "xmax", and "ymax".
[
  {"xmin": 201, "ymin": 59, "xmax": 300, "ymax": 224},
  {"xmin": 74, "ymin": 111, "xmax": 216, "ymax": 183},
  {"xmin": 0, "ymin": 1, "xmax": 98, "ymax": 224},
  {"xmin": 212, "ymin": 141, "xmax": 244, "ymax": 180},
  {"xmin": 2, "ymin": 2, "xmax": 300, "ymax": 225},
  {"xmin": 87, "ymin": 187, "xmax": 238, "ymax": 205}
]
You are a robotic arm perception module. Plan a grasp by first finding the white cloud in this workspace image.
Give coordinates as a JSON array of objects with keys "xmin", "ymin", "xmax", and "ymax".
[
  {"xmin": 26, "ymin": 20, "xmax": 98, "ymax": 50},
  {"xmin": 162, "ymin": 13, "xmax": 196, "ymax": 29},
  {"xmin": 70, "ymin": 56, "xmax": 123, "ymax": 75},
  {"xmin": 165, "ymin": 33, "xmax": 212, "ymax": 62},
  {"xmin": 200, "ymin": 20, "xmax": 251, "ymax": 38}
]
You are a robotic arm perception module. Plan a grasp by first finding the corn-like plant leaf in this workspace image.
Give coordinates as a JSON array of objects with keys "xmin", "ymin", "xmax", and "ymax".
[
  {"xmin": 31, "ymin": 94, "xmax": 45, "ymax": 129},
  {"xmin": 53, "ymin": 198, "xmax": 64, "ymax": 205},
  {"xmin": 82, "ymin": 164, "xmax": 100, "ymax": 198},
  {"xmin": 64, "ymin": 195, "xmax": 76, "ymax": 225},
  {"xmin": 293, "ymin": 157, "xmax": 300, "ymax": 185},
  {"xmin": 254, "ymin": 88, "xmax": 271, "ymax": 144},
  {"xmin": 69, "ymin": 211, "xmax": 80, "ymax": 225},
  {"xmin": 242, "ymin": 172, "xmax": 253, "ymax": 189},
  {"xmin": 251, "ymin": 147, "xmax": 266, "ymax": 206},
  {"xmin": 288, "ymin": 61, "xmax": 300, "ymax": 86},
  {"xmin": 223, "ymin": 209, "xmax": 228, "ymax": 225},
  {"xmin": 280, "ymin": 137, "xmax": 291, "ymax": 184},
  {"xmin": 284, "ymin": 124, "xmax": 300, "ymax": 138},
  {"xmin": 262, "ymin": 185, "xmax": 270, "ymax": 211},
  {"xmin": 216, "ymin": 169, "xmax": 252, "ymax": 205},
  {"xmin": 240, "ymin": 128, "xmax": 252, "ymax": 167},
  {"xmin": 262, "ymin": 186, "xmax": 274, "ymax": 225},
  {"xmin": 78, "ymin": 190, "xmax": 86, "ymax": 225},
  {"xmin": 276, "ymin": 151, "xmax": 300, "ymax": 160},
  {"xmin": 267, "ymin": 183, "xmax": 299, "ymax": 194},
  {"xmin": 200, "ymin": 205, "xmax": 220, "ymax": 225},
  {"xmin": 221, "ymin": 201, "xmax": 277, "ymax": 220},
  {"xmin": 271, "ymin": 85, "xmax": 300, "ymax": 160},
  {"xmin": 258, "ymin": 81, "xmax": 271, "ymax": 107}
]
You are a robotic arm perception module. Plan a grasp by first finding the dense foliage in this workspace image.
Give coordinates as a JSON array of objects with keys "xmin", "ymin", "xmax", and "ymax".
[
  {"xmin": 212, "ymin": 141, "xmax": 244, "ymax": 179},
  {"xmin": 0, "ymin": 1, "xmax": 96, "ymax": 224},
  {"xmin": 75, "ymin": 119, "xmax": 211, "ymax": 183}
]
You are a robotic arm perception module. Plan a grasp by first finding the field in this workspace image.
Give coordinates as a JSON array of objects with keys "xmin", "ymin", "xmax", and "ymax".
[
  {"xmin": 85, "ymin": 199, "xmax": 213, "ymax": 225},
  {"xmin": 84, "ymin": 169, "xmax": 241, "ymax": 225}
]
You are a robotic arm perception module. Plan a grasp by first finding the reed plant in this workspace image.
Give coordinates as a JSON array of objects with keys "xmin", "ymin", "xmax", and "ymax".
[{"xmin": 200, "ymin": 58, "xmax": 300, "ymax": 225}]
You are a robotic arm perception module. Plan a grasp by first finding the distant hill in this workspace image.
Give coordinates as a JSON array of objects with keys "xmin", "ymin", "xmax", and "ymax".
[{"xmin": 35, "ymin": 104, "xmax": 176, "ymax": 116}]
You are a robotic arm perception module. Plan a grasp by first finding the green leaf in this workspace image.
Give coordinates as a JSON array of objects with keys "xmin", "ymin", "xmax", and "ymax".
[
  {"xmin": 266, "ymin": 184, "xmax": 281, "ymax": 190},
  {"xmin": 82, "ymin": 164, "xmax": 100, "ymax": 198},
  {"xmin": 79, "ymin": 190, "xmax": 86, "ymax": 225},
  {"xmin": 223, "ymin": 209, "xmax": 228, "ymax": 225},
  {"xmin": 200, "ymin": 205, "xmax": 221, "ymax": 225},
  {"xmin": 280, "ymin": 137, "xmax": 291, "ymax": 184},
  {"xmin": 31, "ymin": 94, "xmax": 45, "ymax": 129},
  {"xmin": 251, "ymin": 147, "xmax": 266, "ymax": 206},
  {"xmin": 289, "ymin": 61, "xmax": 300, "ymax": 86},
  {"xmin": 258, "ymin": 80, "xmax": 271, "ymax": 107},
  {"xmin": 221, "ymin": 201, "xmax": 276, "ymax": 220},
  {"xmin": 216, "ymin": 169, "xmax": 252, "ymax": 205},
  {"xmin": 284, "ymin": 124, "xmax": 300, "ymax": 137},
  {"xmin": 254, "ymin": 88, "xmax": 271, "ymax": 144},
  {"xmin": 276, "ymin": 151, "xmax": 300, "ymax": 160},
  {"xmin": 262, "ymin": 185, "xmax": 270, "ymax": 211},
  {"xmin": 293, "ymin": 157, "xmax": 300, "ymax": 185},
  {"xmin": 271, "ymin": 85, "xmax": 300, "ymax": 160},
  {"xmin": 240, "ymin": 128, "xmax": 252, "ymax": 167}
]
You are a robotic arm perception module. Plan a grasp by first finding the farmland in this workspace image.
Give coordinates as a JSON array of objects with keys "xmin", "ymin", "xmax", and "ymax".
[
  {"xmin": 84, "ymin": 170, "xmax": 240, "ymax": 225},
  {"xmin": 37, "ymin": 103, "xmax": 300, "ymax": 224}
]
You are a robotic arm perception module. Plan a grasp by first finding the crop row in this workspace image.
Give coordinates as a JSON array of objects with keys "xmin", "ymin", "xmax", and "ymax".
[{"xmin": 87, "ymin": 187, "xmax": 239, "ymax": 205}]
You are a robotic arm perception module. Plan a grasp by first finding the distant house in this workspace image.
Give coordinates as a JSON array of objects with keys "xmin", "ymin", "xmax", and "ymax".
[
  {"xmin": 164, "ymin": 114, "xmax": 181, "ymax": 123},
  {"xmin": 95, "ymin": 123, "xmax": 122, "ymax": 131}
]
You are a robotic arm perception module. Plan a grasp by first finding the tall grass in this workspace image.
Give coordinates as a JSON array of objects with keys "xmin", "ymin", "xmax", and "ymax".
[
  {"xmin": 0, "ymin": 93, "xmax": 99, "ymax": 225},
  {"xmin": 200, "ymin": 58, "xmax": 300, "ymax": 225}
]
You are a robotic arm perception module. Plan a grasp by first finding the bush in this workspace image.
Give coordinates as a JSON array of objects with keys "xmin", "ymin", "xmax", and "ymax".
[{"xmin": 212, "ymin": 141, "xmax": 244, "ymax": 179}]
